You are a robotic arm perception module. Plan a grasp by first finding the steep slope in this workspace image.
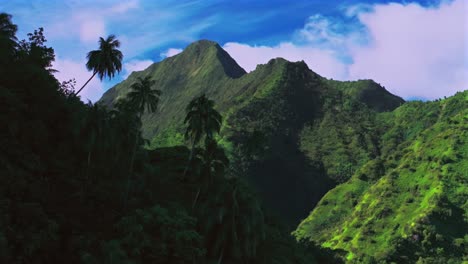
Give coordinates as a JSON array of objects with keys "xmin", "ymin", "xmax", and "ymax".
[
  {"xmin": 324, "ymin": 79, "xmax": 404, "ymax": 112},
  {"xmin": 294, "ymin": 91, "xmax": 468, "ymax": 263},
  {"xmin": 99, "ymin": 40, "xmax": 404, "ymax": 225},
  {"xmin": 100, "ymin": 40, "xmax": 247, "ymax": 141},
  {"xmin": 224, "ymin": 59, "xmax": 334, "ymax": 225}
]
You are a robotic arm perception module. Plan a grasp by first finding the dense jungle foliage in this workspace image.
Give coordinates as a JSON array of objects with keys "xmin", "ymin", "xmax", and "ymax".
[
  {"xmin": 0, "ymin": 13, "xmax": 341, "ymax": 263},
  {"xmin": 294, "ymin": 91, "xmax": 468, "ymax": 263},
  {"xmin": 100, "ymin": 40, "xmax": 404, "ymax": 226},
  {"xmin": 2, "ymin": 11, "xmax": 467, "ymax": 264}
]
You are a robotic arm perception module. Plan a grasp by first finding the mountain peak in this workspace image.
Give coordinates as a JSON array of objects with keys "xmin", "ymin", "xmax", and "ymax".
[
  {"xmin": 186, "ymin": 39, "xmax": 220, "ymax": 49},
  {"xmin": 180, "ymin": 39, "xmax": 246, "ymax": 79},
  {"xmin": 182, "ymin": 39, "xmax": 226, "ymax": 57}
]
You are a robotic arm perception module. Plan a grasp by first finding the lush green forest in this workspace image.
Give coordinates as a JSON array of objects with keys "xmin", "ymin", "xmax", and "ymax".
[
  {"xmin": 0, "ymin": 13, "xmax": 340, "ymax": 263},
  {"xmin": 294, "ymin": 91, "xmax": 468, "ymax": 263},
  {"xmin": 1, "ymin": 12, "xmax": 467, "ymax": 264}
]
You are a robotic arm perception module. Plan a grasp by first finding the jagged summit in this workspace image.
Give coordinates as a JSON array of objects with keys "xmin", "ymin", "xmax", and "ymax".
[
  {"xmin": 99, "ymin": 38, "xmax": 419, "ymax": 227},
  {"xmin": 173, "ymin": 39, "xmax": 246, "ymax": 79},
  {"xmin": 184, "ymin": 39, "xmax": 221, "ymax": 50},
  {"xmin": 101, "ymin": 39, "xmax": 404, "ymax": 137}
]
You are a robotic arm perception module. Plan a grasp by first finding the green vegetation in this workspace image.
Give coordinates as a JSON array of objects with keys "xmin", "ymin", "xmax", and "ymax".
[
  {"xmin": 294, "ymin": 91, "xmax": 468, "ymax": 263},
  {"xmin": 0, "ymin": 14, "xmax": 341, "ymax": 263},
  {"xmin": 101, "ymin": 50, "xmax": 404, "ymax": 225},
  {"xmin": 2, "ymin": 11, "xmax": 466, "ymax": 263}
]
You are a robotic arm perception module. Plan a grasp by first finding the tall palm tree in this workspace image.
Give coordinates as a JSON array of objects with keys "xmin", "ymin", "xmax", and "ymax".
[
  {"xmin": 200, "ymin": 177, "xmax": 265, "ymax": 264},
  {"xmin": 108, "ymin": 98, "xmax": 141, "ymax": 176},
  {"xmin": 183, "ymin": 94, "xmax": 222, "ymax": 176},
  {"xmin": 192, "ymin": 138, "xmax": 229, "ymax": 209},
  {"xmin": 127, "ymin": 76, "xmax": 161, "ymax": 117},
  {"xmin": 123, "ymin": 76, "xmax": 161, "ymax": 206},
  {"xmin": 75, "ymin": 34, "xmax": 123, "ymax": 95},
  {"xmin": 81, "ymin": 102, "xmax": 109, "ymax": 198}
]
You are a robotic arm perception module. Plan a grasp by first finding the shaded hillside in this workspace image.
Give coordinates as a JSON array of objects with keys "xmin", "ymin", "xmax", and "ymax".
[
  {"xmin": 100, "ymin": 40, "xmax": 404, "ymax": 225},
  {"xmin": 294, "ymin": 91, "xmax": 468, "ymax": 263},
  {"xmin": 324, "ymin": 79, "xmax": 404, "ymax": 112},
  {"xmin": 0, "ymin": 18, "xmax": 344, "ymax": 263}
]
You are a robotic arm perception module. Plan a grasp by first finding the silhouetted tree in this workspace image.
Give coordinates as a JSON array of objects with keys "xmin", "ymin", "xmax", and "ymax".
[
  {"xmin": 123, "ymin": 77, "xmax": 161, "ymax": 205},
  {"xmin": 192, "ymin": 138, "xmax": 229, "ymax": 209},
  {"xmin": 183, "ymin": 94, "xmax": 222, "ymax": 176},
  {"xmin": 0, "ymin": 13, "xmax": 18, "ymax": 62},
  {"xmin": 76, "ymin": 35, "xmax": 123, "ymax": 95}
]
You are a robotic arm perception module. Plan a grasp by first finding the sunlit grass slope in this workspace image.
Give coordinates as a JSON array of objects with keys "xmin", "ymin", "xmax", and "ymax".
[{"xmin": 294, "ymin": 91, "xmax": 468, "ymax": 263}]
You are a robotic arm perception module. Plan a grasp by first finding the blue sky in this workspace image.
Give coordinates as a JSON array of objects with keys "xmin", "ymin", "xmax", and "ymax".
[{"xmin": 1, "ymin": 0, "xmax": 466, "ymax": 101}]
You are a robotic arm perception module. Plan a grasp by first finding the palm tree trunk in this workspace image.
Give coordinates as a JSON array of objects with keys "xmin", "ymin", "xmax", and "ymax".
[
  {"xmin": 83, "ymin": 149, "xmax": 92, "ymax": 201},
  {"xmin": 123, "ymin": 130, "xmax": 139, "ymax": 208},
  {"xmin": 217, "ymin": 246, "xmax": 224, "ymax": 264},
  {"xmin": 75, "ymin": 71, "xmax": 97, "ymax": 95},
  {"xmin": 123, "ymin": 113, "xmax": 142, "ymax": 208},
  {"xmin": 192, "ymin": 187, "xmax": 201, "ymax": 210},
  {"xmin": 183, "ymin": 141, "xmax": 196, "ymax": 178}
]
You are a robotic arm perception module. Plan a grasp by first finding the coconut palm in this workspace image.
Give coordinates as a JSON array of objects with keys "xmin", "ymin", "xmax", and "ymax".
[
  {"xmin": 183, "ymin": 94, "xmax": 222, "ymax": 176},
  {"xmin": 81, "ymin": 102, "xmax": 109, "ymax": 197},
  {"xmin": 123, "ymin": 76, "xmax": 161, "ymax": 205},
  {"xmin": 127, "ymin": 76, "xmax": 161, "ymax": 117},
  {"xmin": 108, "ymin": 98, "xmax": 141, "ymax": 175},
  {"xmin": 200, "ymin": 177, "xmax": 265, "ymax": 264},
  {"xmin": 192, "ymin": 138, "xmax": 229, "ymax": 209},
  {"xmin": 75, "ymin": 34, "xmax": 123, "ymax": 95}
]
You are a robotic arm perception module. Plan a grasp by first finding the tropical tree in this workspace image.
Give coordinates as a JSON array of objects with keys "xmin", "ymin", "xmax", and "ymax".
[
  {"xmin": 75, "ymin": 34, "xmax": 123, "ymax": 95},
  {"xmin": 199, "ymin": 177, "xmax": 265, "ymax": 264},
  {"xmin": 17, "ymin": 27, "xmax": 55, "ymax": 71},
  {"xmin": 192, "ymin": 138, "xmax": 229, "ymax": 209},
  {"xmin": 106, "ymin": 98, "xmax": 142, "ymax": 179},
  {"xmin": 127, "ymin": 76, "xmax": 161, "ymax": 117},
  {"xmin": 0, "ymin": 13, "xmax": 18, "ymax": 61},
  {"xmin": 123, "ymin": 76, "xmax": 161, "ymax": 205},
  {"xmin": 81, "ymin": 102, "xmax": 109, "ymax": 197},
  {"xmin": 183, "ymin": 94, "xmax": 222, "ymax": 176}
]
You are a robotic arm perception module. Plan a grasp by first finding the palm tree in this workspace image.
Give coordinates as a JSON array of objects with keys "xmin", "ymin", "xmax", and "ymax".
[
  {"xmin": 183, "ymin": 94, "xmax": 222, "ymax": 176},
  {"xmin": 200, "ymin": 177, "xmax": 265, "ymax": 263},
  {"xmin": 75, "ymin": 34, "xmax": 123, "ymax": 95},
  {"xmin": 192, "ymin": 138, "xmax": 229, "ymax": 209},
  {"xmin": 81, "ymin": 102, "xmax": 109, "ymax": 198},
  {"xmin": 127, "ymin": 76, "xmax": 161, "ymax": 117},
  {"xmin": 108, "ymin": 98, "xmax": 141, "ymax": 177},
  {"xmin": 123, "ymin": 76, "xmax": 161, "ymax": 206}
]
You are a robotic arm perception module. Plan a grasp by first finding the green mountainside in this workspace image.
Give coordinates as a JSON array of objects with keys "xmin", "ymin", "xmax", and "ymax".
[
  {"xmin": 101, "ymin": 40, "xmax": 467, "ymax": 263},
  {"xmin": 1, "ymin": 22, "xmax": 342, "ymax": 263},
  {"xmin": 101, "ymin": 40, "xmax": 246, "ymax": 142},
  {"xmin": 294, "ymin": 91, "xmax": 468, "ymax": 263},
  {"xmin": 4, "ymin": 13, "xmax": 466, "ymax": 264},
  {"xmin": 100, "ymin": 40, "xmax": 404, "ymax": 225}
]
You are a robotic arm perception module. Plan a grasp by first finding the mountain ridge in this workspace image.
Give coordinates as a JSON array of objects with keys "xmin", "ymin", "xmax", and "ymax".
[
  {"xmin": 293, "ymin": 90, "xmax": 468, "ymax": 262},
  {"xmin": 99, "ymin": 39, "xmax": 405, "ymax": 225}
]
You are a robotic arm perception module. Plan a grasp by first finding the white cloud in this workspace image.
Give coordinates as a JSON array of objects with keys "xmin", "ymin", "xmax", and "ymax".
[
  {"xmin": 53, "ymin": 57, "xmax": 104, "ymax": 102},
  {"xmin": 160, "ymin": 48, "xmax": 183, "ymax": 58},
  {"xmin": 20, "ymin": 0, "xmax": 464, "ymax": 101},
  {"xmin": 123, "ymin": 59, "xmax": 154, "ymax": 78},
  {"xmin": 344, "ymin": 3, "xmax": 373, "ymax": 18},
  {"xmin": 223, "ymin": 42, "xmax": 348, "ymax": 80},
  {"xmin": 348, "ymin": 0, "xmax": 467, "ymax": 99},
  {"xmin": 79, "ymin": 19, "xmax": 106, "ymax": 44},
  {"xmin": 109, "ymin": 0, "xmax": 139, "ymax": 14},
  {"xmin": 225, "ymin": 0, "xmax": 467, "ymax": 100},
  {"xmin": 298, "ymin": 14, "xmax": 345, "ymax": 47}
]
